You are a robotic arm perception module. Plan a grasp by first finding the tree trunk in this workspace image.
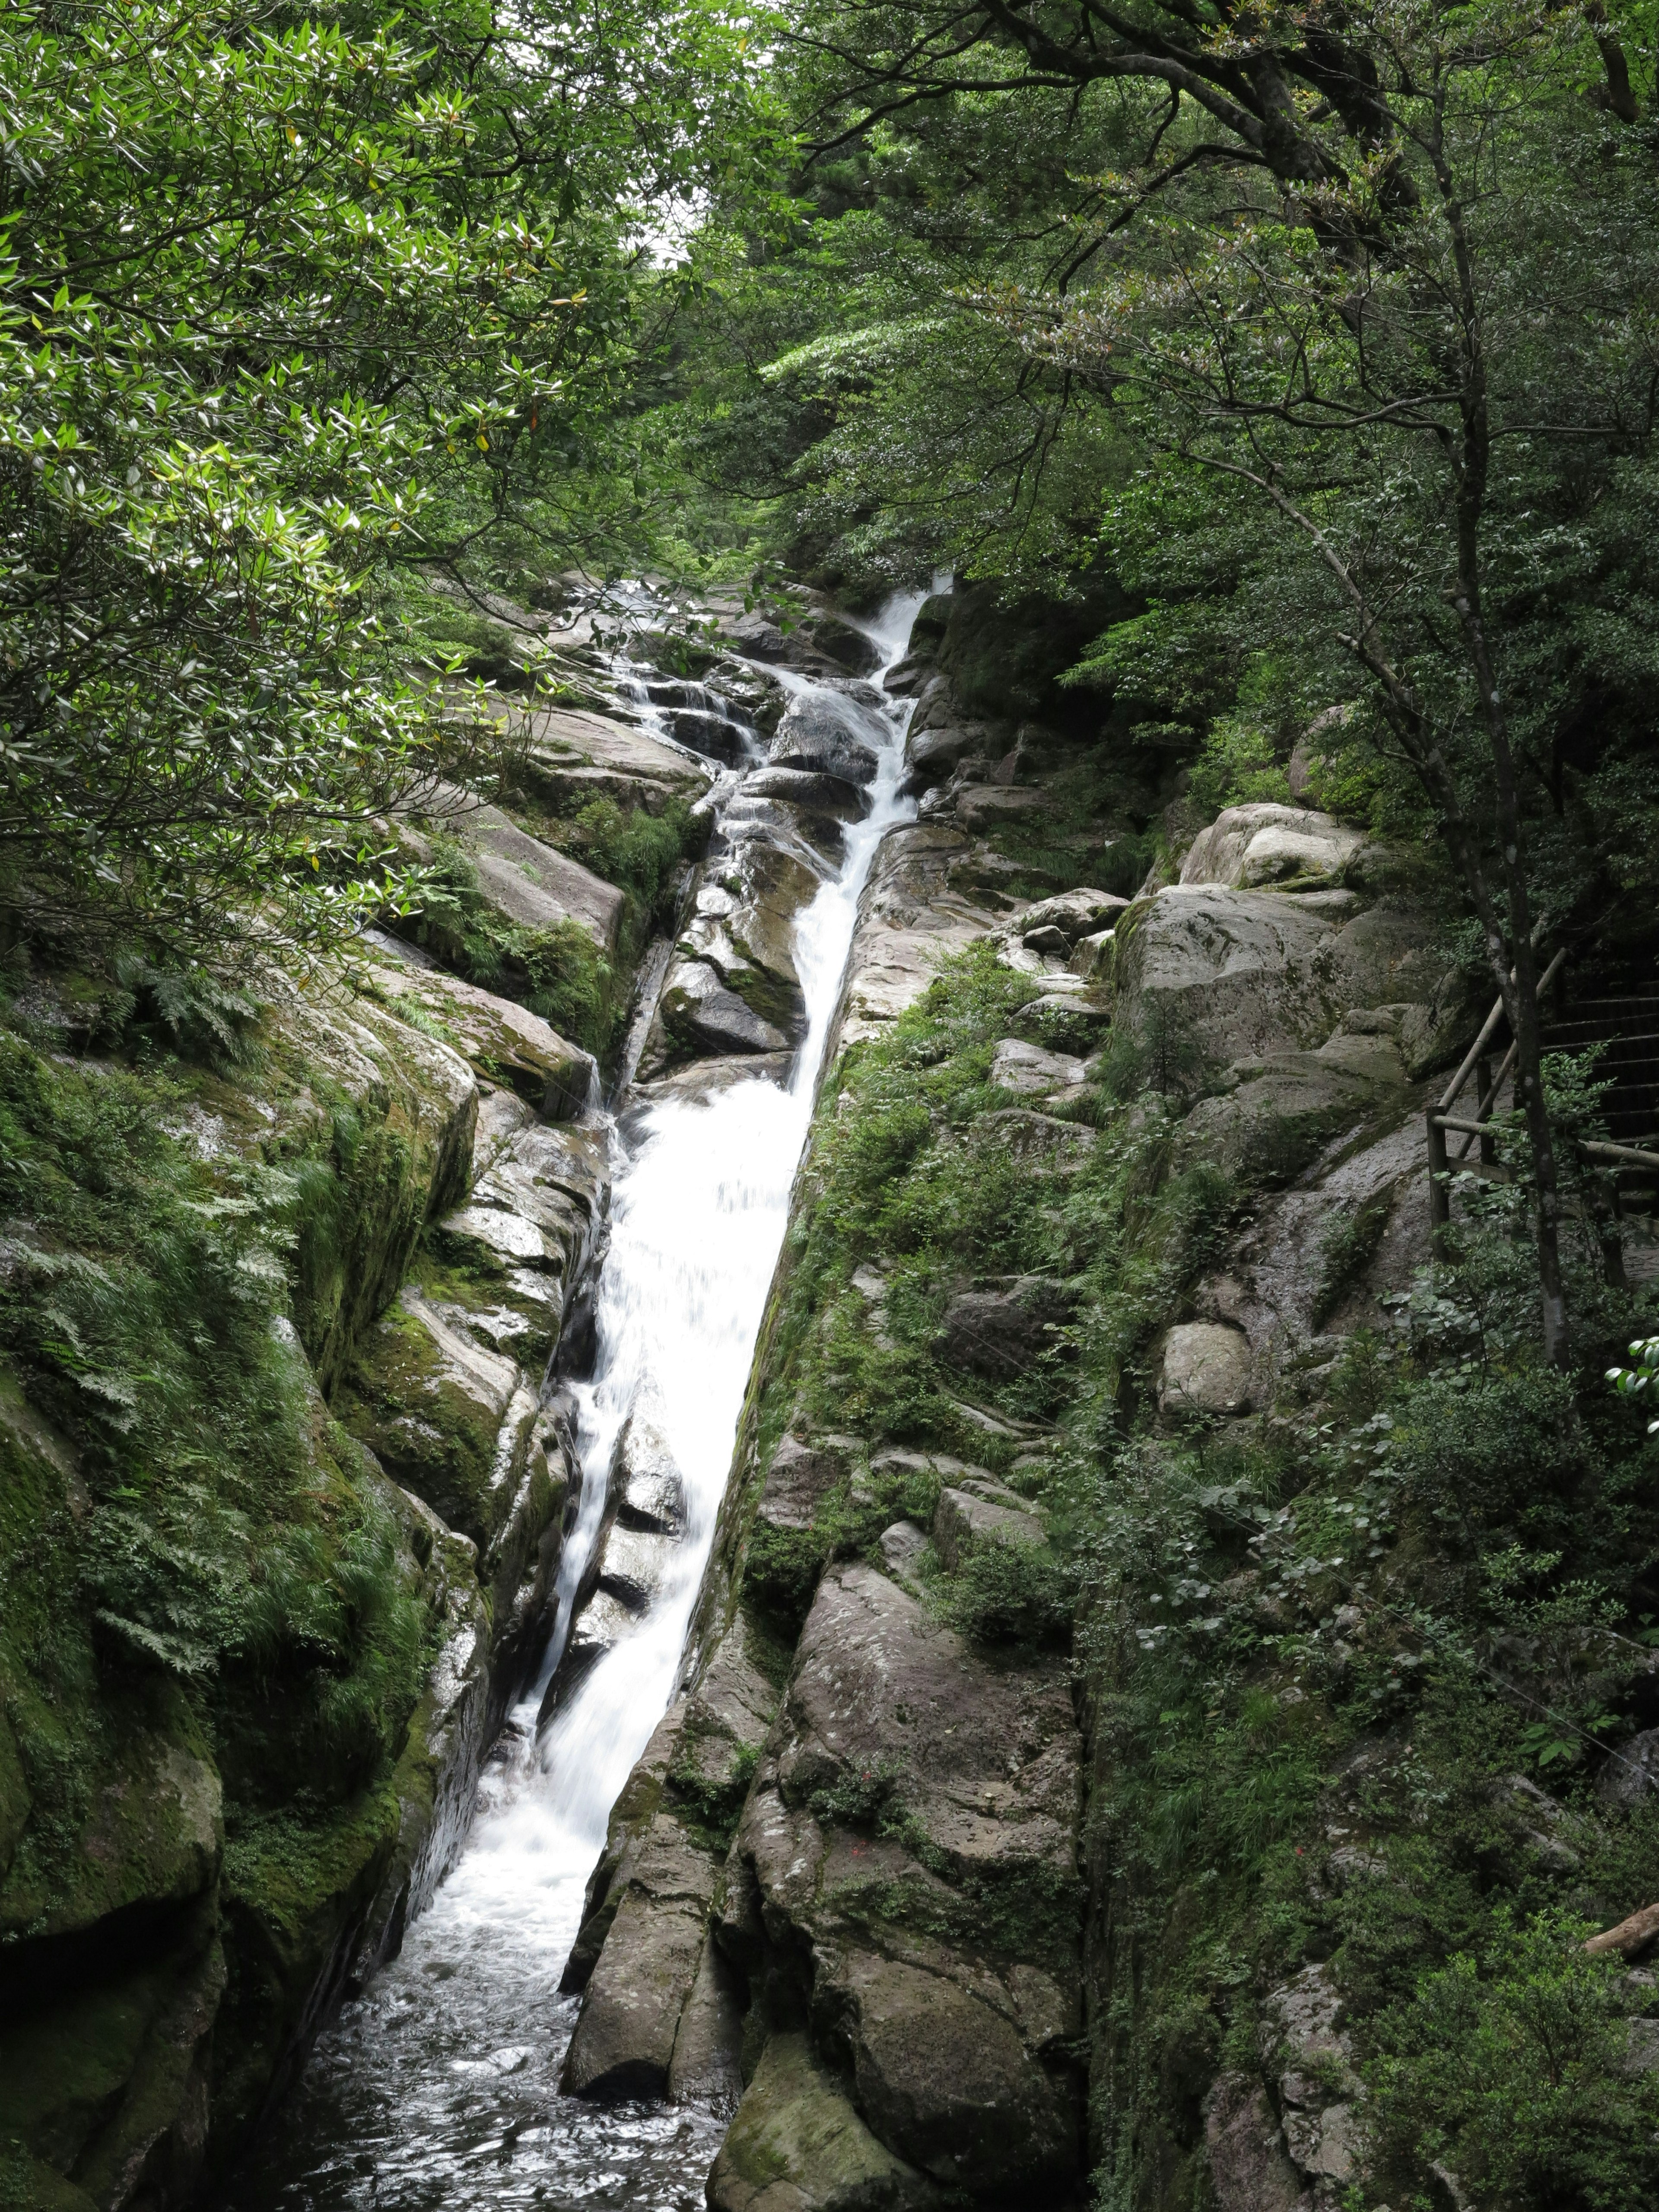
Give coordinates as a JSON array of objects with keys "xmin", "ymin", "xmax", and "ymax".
[{"xmin": 1435, "ymin": 93, "xmax": 1570, "ymax": 1367}]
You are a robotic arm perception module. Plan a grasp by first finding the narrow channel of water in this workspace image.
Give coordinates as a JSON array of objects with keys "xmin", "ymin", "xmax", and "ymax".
[{"xmin": 239, "ymin": 593, "xmax": 923, "ymax": 2210}]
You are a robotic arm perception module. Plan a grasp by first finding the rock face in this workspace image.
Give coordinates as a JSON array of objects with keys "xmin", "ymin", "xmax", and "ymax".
[
  {"xmin": 709, "ymin": 1565, "xmax": 1085, "ymax": 2201},
  {"xmin": 0, "ymin": 930, "xmax": 611, "ymax": 2207}
]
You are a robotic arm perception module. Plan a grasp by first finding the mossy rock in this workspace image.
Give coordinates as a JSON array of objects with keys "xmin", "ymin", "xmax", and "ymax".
[
  {"xmin": 708, "ymin": 2032, "xmax": 939, "ymax": 2212},
  {"xmin": 333, "ymin": 1288, "xmax": 529, "ymax": 1554}
]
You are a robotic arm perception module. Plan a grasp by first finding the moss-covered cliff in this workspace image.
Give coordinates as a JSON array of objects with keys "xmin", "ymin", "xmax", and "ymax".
[{"xmin": 0, "ymin": 670, "xmax": 705, "ymax": 2209}]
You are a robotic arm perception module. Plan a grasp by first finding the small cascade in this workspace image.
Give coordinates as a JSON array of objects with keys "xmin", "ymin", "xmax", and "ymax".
[
  {"xmin": 609, "ymin": 655, "xmax": 761, "ymax": 767},
  {"xmin": 240, "ymin": 591, "xmax": 927, "ymax": 2212}
]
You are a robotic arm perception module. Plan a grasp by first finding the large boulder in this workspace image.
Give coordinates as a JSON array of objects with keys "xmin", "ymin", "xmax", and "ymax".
[
  {"xmin": 334, "ymin": 1288, "xmax": 572, "ymax": 1629},
  {"xmin": 610, "ymin": 1409, "xmax": 687, "ymax": 1535},
  {"xmin": 639, "ymin": 838, "xmax": 826, "ymax": 1078},
  {"xmin": 935, "ymin": 1278, "xmax": 1074, "ymax": 1380},
  {"xmin": 834, "ymin": 826, "xmax": 1008, "ymax": 1052},
  {"xmin": 1174, "ymin": 1054, "xmax": 1375, "ymax": 1186},
  {"xmin": 756, "ymin": 1433, "xmax": 857, "ymax": 1532},
  {"xmin": 1114, "ymin": 885, "xmax": 1444, "ymax": 1067},
  {"xmin": 769, "ymin": 693, "xmax": 883, "ymax": 786},
  {"xmin": 988, "ymin": 1038, "xmax": 1085, "ymax": 1096},
  {"xmin": 561, "ymin": 1807, "xmax": 721, "ymax": 2099},
  {"xmin": 401, "ymin": 789, "xmax": 626, "ymax": 953},
  {"xmin": 512, "ymin": 702, "xmax": 717, "ymax": 815},
  {"xmin": 1114, "ymin": 887, "xmax": 1345, "ymax": 1064},
  {"xmin": 1180, "ymin": 803, "xmax": 1364, "ymax": 891},
  {"xmin": 360, "ymin": 958, "xmax": 596, "ymax": 1119},
  {"xmin": 432, "ymin": 1091, "xmax": 608, "ymax": 1364},
  {"xmin": 1205, "ymin": 2073, "xmax": 1310, "ymax": 2212},
  {"xmin": 826, "ymin": 1953, "xmax": 1077, "ymax": 2197},
  {"xmin": 804, "ymin": 610, "xmax": 884, "ymax": 677},
  {"xmin": 1009, "ymin": 888, "xmax": 1130, "ymax": 943},
  {"xmin": 931, "ymin": 1484, "xmax": 1045, "ymax": 1573},
  {"xmin": 654, "ymin": 960, "xmax": 792, "ymax": 1060}
]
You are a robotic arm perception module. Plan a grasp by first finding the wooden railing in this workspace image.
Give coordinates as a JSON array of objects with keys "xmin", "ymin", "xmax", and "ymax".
[{"xmin": 1426, "ymin": 947, "xmax": 1659, "ymax": 1239}]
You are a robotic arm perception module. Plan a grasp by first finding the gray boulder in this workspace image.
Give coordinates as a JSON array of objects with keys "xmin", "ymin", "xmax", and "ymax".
[
  {"xmin": 560, "ymin": 1809, "xmax": 717, "ymax": 2098},
  {"xmin": 769, "ymin": 694, "xmax": 881, "ymax": 785},
  {"xmin": 903, "ymin": 719, "xmax": 998, "ymax": 788},
  {"xmin": 1118, "ymin": 881, "xmax": 1449, "ymax": 1071},
  {"xmin": 931, "ymin": 1487, "xmax": 1045, "ymax": 1573},
  {"xmin": 1010, "ymin": 888, "xmax": 1130, "ymax": 941},
  {"xmin": 610, "ymin": 1408, "xmax": 687, "ymax": 1535},
  {"xmin": 656, "ymin": 960, "xmax": 791, "ymax": 1058},
  {"xmin": 879, "ymin": 1520, "xmax": 930, "ymax": 1576},
  {"xmin": 1599, "ymin": 1726, "xmax": 1659, "ymax": 1807},
  {"xmin": 936, "ymin": 1277, "xmax": 1074, "ymax": 1379},
  {"xmin": 1176, "ymin": 1054, "xmax": 1374, "ymax": 1186},
  {"xmin": 826, "ymin": 1953, "xmax": 1077, "ymax": 2196},
  {"xmin": 758, "ymin": 1433, "xmax": 857, "ymax": 1531},
  {"xmin": 725, "ymin": 1564, "xmax": 1083, "ymax": 2197},
  {"xmin": 1160, "ymin": 1322, "xmax": 1254, "ymax": 1416},
  {"xmin": 805, "ymin": 610, "xmax": 883, "ymax": 675},
  {"xmin": 1205, "ymin": 2073, "xmax": 1309, "ymax": 2212},
  {"xmin": 741, "ymin": 766, "xmax": 869, "ymax": 819},
  {"xmin": 424, "ymin": 791, "xmax": 626, "ymax": 953},
  {"xmin": 1180, "ymin": 802, "xmax": 1363, "ymax": 892},
  {"xmin": 666, "ymin": 1936, "xmax": 747, "ymax": 2109},
  {"xmin": 988, "ymin": 1038, "xmax": 1085, "ymax": 1096}
]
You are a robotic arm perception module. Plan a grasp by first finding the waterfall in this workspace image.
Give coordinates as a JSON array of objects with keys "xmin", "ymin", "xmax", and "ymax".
[{"xmin": 243, "ymin": 591, "xmax": 926, "ymax": 2211}]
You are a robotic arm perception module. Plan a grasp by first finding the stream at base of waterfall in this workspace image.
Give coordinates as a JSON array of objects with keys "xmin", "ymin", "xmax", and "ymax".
[{"xmin": 238, "ymin": 592, "xmax": 926, "ymax": 2211}]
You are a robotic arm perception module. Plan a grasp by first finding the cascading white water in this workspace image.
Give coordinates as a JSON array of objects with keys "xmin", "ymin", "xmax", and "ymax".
[{"xmin": 243, "ymin": 591, "xmax": 926, "ymax": 2212}]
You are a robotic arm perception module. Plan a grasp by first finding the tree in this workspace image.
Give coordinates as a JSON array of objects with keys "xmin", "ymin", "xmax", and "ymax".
[
  {"xmin": 0, "ymin": 0, "xmax": 768, "ymax": 958},
  {"xmin": 782, "ymin": 0, "xmax": 1641, "ymax": 225},
  {"xmin": 980, "ymin": 0, "xmax": 1658, "ymax": 1363}
]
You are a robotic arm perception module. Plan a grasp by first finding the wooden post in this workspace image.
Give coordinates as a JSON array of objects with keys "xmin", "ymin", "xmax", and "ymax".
[
  {"xmin": 1427, "ymin": 1111, "xmax": 1451, "ymax": 1248},
  {"xmin": 1476, "ymin": 1052, "xmax": 1496, "ymax": 1167}
]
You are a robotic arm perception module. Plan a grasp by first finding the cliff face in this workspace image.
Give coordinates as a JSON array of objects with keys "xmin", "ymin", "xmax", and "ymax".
[
  {"xmin": 0, "ymin": 681, "xmax": 709, "ymax": 2210},
  {"xmin": 561, "ymin": 596, "xmax": 1659, "ymax": 2211}
]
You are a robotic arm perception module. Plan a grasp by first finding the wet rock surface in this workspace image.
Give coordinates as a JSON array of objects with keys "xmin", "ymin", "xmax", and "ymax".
[{"xmin": 709, "ymin": 1563, "xmax": 1084, "ymax": 2200}]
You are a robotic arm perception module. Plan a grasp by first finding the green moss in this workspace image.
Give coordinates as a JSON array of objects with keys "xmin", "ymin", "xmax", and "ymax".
[
  {"xmin": 0, "ymin": 1004, "xmax": 456, "ymax": 2195},
  {"xmin": 668, "ymin": 1739, "xmax": 760, "ymax": 1853}
]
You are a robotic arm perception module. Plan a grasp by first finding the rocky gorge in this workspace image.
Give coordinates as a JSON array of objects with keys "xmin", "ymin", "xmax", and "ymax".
[{"xmin": 3, "ymin": 578, "xmax": 1658, "ymax": 2212}]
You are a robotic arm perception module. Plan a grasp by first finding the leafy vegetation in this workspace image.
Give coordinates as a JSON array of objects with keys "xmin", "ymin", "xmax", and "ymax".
[
  {"xmin": 0, "ymin": 0, "xmax": 770, "ymax": 959},
  {"xmin": 0, "ymin": 1027, "xmax": 435, "ymax": 1905}
]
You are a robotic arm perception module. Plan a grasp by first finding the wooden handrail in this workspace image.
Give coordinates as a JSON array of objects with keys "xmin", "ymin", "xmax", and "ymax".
[
  {"xmin": 1582, "ymin": 1139, "xmax": 1659, "ymax": 1172},
  {"xmin": 1437, "ymin": 945, "xmax": 1568, "ymax": 1116}
]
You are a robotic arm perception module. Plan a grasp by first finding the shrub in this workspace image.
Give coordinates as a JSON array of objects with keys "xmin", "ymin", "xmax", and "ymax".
[
  {"xmin": 945, "ymin": 1538, "xmax": 1075, "ymax": 1647},
  {"xmin": 1367, "ymin": 1913, "xmax": 1659, "ymax": 2212}
]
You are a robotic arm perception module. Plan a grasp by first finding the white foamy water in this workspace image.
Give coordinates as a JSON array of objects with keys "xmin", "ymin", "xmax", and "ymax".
[{"xmin": 241, "ymin": 591, "xmax": 925, "ymax": 2211}]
